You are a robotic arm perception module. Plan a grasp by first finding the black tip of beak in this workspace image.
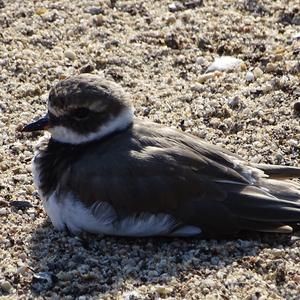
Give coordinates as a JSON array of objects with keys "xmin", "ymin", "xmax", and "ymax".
[{"xmin": 21, "ymin": 115, "xmax": 50, "ymax": 132}]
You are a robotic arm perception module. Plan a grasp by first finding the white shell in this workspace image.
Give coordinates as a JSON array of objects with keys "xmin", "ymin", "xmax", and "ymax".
[{"xmin": 206, "ymin": 56, "xmax": 243, "ymax": 73}]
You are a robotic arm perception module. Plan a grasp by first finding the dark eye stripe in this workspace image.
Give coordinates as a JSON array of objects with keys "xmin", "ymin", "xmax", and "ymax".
[{"xmin": 72, "ymin": 108, "xmax": 90, "ymax": 119}]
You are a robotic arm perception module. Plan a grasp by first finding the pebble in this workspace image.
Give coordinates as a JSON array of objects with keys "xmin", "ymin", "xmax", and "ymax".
[
  {"xmin": 1, "ymin": 281, "xmax": 12, "ymax": 293},
  {"xmin": 94, "ymin": 15, "xmax": 104, "ymax": 26},
  {"xmin": 64, "ymin": 50, "xmax": 76, "ymax": 61},
  {"xmin": 35, "ymin": 7, "xmax": 48, "ymax": 16},
  {"xmin": 288, "ymin": 139, "xmax": 298, "ymax": 147},
  {"xmin": 0, "ymin": 207, "xmax": 8, "ymax": 215},
  {"xmin": 195, "ymin": 56, "xmax": 206, "ymax": 65},
  {"xmin": 155, "ymin": 285, "xmax": 173, "ymax": 296},
  {"xmin": 16, "ymin": 265, "xmax": 28, "ymax": 275},
  {"xmin": 206, "ymin": 56, "xmax": 243, "ymax": 72},
  {"xmin": 228, "ymin": 96, "xmax": 240, "ymax": 108},
  {"xmin": 245, "ymin": 71, "xmax": 254, "ymax": 81},
  {"xmin": 166, "ymin": 16, "xmax": 176, "ymax": 25},
  {"xmin": 84, "ymin": 7, "xmax": 104, "ymax": 15},
  {"xmin": 253, "ymin": 67, "xmax": 263, "ymax": 78},
  {"xmin": 198, "ymin": 71, "xmax": 221, "ymax": 83},
  {"xmin": 168, "ymin": 2, "xmax": 184, "ymax": 12},
  {"xmin": 292, "ymin": 32, "xmax": 300, "ymax": 40},
  {"xmin": 10, "ymin": 200, "xmax": 33, "ymax": 209},
  {"xmin": 57, "ymin": 271, "xmax": 73, "ymax": 281},
  {"xmin": 32, "ymin": 272, "xmax": 58, "ymax": 292},
  {"xmin": 265, "ymin": 63, "xmax": 276, "ymax": 73},
  {"xmin": 293, "ymin": 101, "xmax": 300, "ymax": 113},
  {"xmin": 79, "ymin": 63, "xmax": 95, "ymax": 74}
]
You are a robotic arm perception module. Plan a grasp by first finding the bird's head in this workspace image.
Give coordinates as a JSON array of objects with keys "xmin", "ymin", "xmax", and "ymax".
[{"xmin": 21, "ymin": 74, "xmax": 134, "ymax": 144}]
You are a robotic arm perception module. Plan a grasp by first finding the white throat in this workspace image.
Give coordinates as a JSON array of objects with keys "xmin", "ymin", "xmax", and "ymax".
[{"xmin": 49, "ymin": 107, "xmax": 134, "ymax": 144}]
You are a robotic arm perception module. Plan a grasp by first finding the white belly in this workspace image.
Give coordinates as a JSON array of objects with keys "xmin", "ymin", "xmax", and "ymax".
[{"xmin": 43, "ymin": 192, "xmax": 202, "ymax": 237}]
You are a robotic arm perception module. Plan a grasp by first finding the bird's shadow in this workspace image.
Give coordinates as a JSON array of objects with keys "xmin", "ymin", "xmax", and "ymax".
[{"xmin": 28, "ymin": 219, "xmax": 294, "ymax": 298}]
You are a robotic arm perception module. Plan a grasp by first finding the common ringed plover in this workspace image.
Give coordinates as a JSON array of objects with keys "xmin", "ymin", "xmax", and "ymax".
[{"xmin": 22, "ymin": 74, "xmax": 300, "ymax": 237}]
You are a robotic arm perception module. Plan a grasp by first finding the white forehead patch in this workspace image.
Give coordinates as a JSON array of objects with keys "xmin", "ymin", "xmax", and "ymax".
[{"xmin": 48, "ymin": 107, "xmax": 134, "ymax": 144}]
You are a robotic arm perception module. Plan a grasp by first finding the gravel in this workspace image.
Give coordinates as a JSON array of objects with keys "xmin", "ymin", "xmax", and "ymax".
[{"xmin": 0, "ymin": 0, "xmax": 300, "ymax": 299}]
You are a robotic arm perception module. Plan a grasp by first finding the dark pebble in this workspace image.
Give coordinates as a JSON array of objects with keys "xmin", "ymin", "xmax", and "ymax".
[
  {"xmin": 165, "ymin": 33, "xmax": 181, "ymax": 50},
  {"xmin": 293, "ymin": 102, "xmax": 300, "ymax": 113},
  {"xmin": 198, "ymin": 37, "xmax": 213, "ymax": 52},
  {"xmin": 32, "ymin": 272, "xmax": 58, "ymax": 292},
  {"xmin": 168, "ymin": 2, "xmax": 185, "ymax": 12},
  {"xmin": 84, "ymin": 7, "xmax": 104, "ymax": 15},
  {"xmin": 184, "ymin": 0, "xmax": 203, "ymax": 9},
  {"xmin": 244, "ymin": 0, "xmax": 269, "ymax": 16},
  {"xmin": 79, "ymin": 63, "xmax": 95, "ymax": 74},
  {"xmin": 10, "ymin": 200, "xmax": 33, "ymax": 209}
]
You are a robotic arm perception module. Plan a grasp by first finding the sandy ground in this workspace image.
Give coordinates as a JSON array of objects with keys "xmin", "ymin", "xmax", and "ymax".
[{"xmin": 0, "ymin": 0, "xmax": 300, "ymax": 299}]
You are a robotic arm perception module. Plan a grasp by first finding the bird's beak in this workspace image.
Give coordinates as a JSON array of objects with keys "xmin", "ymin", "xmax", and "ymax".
[{"xmin": 21, "ymin": 114, "xmax": 51, "ymax": 132}]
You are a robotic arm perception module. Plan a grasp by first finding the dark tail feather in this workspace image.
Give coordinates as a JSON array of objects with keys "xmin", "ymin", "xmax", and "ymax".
[
  {"xmin": 254, "ymin": 164, "xmax": 300, "ymax": 179},
  {"xmin": 222, "ymin": 183, "xmax": 300, "ymax": 233}
]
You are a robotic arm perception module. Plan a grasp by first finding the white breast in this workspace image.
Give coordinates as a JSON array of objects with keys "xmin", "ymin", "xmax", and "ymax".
[{"xmin": 42, "ymin": 192, "xmax": 201, "ymax": 237}]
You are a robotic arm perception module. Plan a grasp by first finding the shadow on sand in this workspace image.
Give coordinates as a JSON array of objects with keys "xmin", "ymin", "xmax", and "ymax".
[{"xmin": 28, "ymin": 220, "xmax": 293, "ymax": 298}]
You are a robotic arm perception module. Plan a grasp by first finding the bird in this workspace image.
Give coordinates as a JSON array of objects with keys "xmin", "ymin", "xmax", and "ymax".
[{"xmin": 21, "ymin": 74, "xmax": 300, "ymax": 238}]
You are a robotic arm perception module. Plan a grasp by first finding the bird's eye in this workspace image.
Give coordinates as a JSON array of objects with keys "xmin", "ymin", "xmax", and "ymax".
[{"xmin": 72, "ymin": 108, "xmax": 90, "ymax": 120}]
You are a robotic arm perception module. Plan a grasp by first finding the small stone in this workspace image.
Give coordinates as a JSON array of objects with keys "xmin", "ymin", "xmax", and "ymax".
[
  {"xmin": 155, "ymin": 285, "xmax": 173, "ymax": 296},
  {"xmin": 195, "ymin": 56, "xmax": 206, "ymax": 65},
  {"xmin": 294, "ymin": 101, "xmax": 300, "ymax": 113},
  {"xmin": 32, "ymin": 272, "xmax": 57, "ymax": 292},
  {"xmin": 245, "ymin": 71, "xmax": 254, "ymax": 81},
  {"xmin": 64, "ymin": 50, "xmax": 76, "ymax": 61},
  {"xmin": 253, "ymin": 67, "xmax": 263, "ymax": 78},
  {"xmin": 165, "ymin": 33, "xmax": 181, "ymax": 49},
  {"xmin": 228, "ymin": 96, "xmax": 240, "ymax": 108},
  {"xmin": 148, "ymin": 270, "xmax": 159, "ymax": 277},
  {"xmin": 166, "ymin": 16, "xmax": 176, "ymax": 25},
  {"xmin": 288, "ymin": 139, "xmax": 298, "ymax": 147},
  {"xmin": 10, "ymin": 200, "xmax": 33, "ymax": 209},
  {"xmin": 143, "ymin": 107, "xmax": 151, "ymax": 116},
  {"xmin": 262, "ymin": 83, "xmax": 272, "ymax": 93},
  {"xmin": 206, "ymin": 56, "xmax": 243, "ymax": 73},
  {"xmin": 79, "ymin": 63, "xmax": 95, "ymax": 74},
  {"xmin": 292, "ymin": 32, "xmax": 300, "ymax": 40},
  {"xmin": 197, "ymin": 71, "xmax": 220, "ymax": 83},
  {"xmin": 84, "ymin": 7, "xmax": 104, "ymax": 15},
  {"xmin": 244, "ymin": 0, "xmax": 269, "ymax": 15},
  {"xmin": 0, "ymin": 207, "xmax": 8, "ymax": 215},
  {"xmin": 292, "ymin": 15, "xmax": 300, "ymax": 25},
  {"xmin": 168, "ymin": 2, "xmax": 184, "ymax": 12},
  {"xmin": 94, "ymin": 15, "xmax": 104, "ymax": 26},
  {"xmin": 19, "ymin": 253, "xmax": 27, "ymax": 261},
  {"xmin": 184, "ymin": 0, "xmax": 203, "ymax": 9},
  {"xmin": 191, "ymin": 84, "xmax": 203, "ymax": 92},
  {"xmin": 198, "ymin": 38, "xmax": 212, "ymax": 51},
  {"xmin": 57, "ymin": 271, "xmax": 73, "ymax": 281},
  {"xmin": 272, "ymin": 249, "xmax": 284, "ymax": 258},
  {"xmin": 265, "ymin": 63, "xmax": 276, "ymax": 73},
  {"xmin": 16, "ymin": 266, "xmax": 27, "ymax": 275},
  {"xmin": 35, "ymin": 7, "xmax": 48, "ymax": 15},
  {"xmin": 1, "ymin": 281, "xmax": 12, "ymax": 293},
  {"xmin": 274, "ymin": 152, "xmax": 283, "ymax": 163}
]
